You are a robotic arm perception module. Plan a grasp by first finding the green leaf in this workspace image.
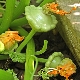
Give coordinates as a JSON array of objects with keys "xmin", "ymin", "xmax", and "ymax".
[
  {"xmin": 25, "ymin": 5, "xmax": 57, "ymax": 32},
  {"xmin": 0, "ymin": 69, "xmax": 14, "ymax": 80},
  {"xmin": 7, "ymin": 69, "xmax": 19, "ymax": 80},
  {"xmin": 9, "ymin": 51, "xmax": 26, "ymax": 63}
]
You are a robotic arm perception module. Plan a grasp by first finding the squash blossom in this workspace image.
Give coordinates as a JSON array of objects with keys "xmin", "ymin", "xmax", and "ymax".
[
  {"xmin": 38, "ymin": 52, "xmax": 76, "ymax": 80},
  {"xmin": 57, "ymin": 58, "xmax": 76, "ymax": 80},
  {"xmin": 42, "ymin": 2, "xmax": 77, "ymax": 15},
  {"xmin": 0, "ymin": 31, "xmax": 24, "ymax": 51},
  {"xmin": 48, "ymin": 58, "xmax": 76, "ymax": 80}
]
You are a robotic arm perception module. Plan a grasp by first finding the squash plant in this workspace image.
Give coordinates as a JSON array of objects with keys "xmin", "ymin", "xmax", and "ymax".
[{"xmin": 0, "ymin": 0, "xmax": 77, "ymax": 80}]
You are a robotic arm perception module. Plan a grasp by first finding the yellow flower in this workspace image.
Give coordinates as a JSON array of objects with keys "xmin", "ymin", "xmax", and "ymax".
[
  {"xmin": 0, "ymin": 31, "xmax": 24, "ymax": 50},
  {"xmin": 57, "ymin": 58, "xmax": 76, "ymax": 80},
  {"xmin": 43, "ymin": 2, "xmax": 77, "ymax": 15},
  {"xmin": 47, "ymin": 58, "xmax": 76, "ymax": 80}
]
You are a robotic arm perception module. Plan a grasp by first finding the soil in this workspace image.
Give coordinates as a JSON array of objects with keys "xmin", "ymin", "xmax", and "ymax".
[{"xmin": 0, "ymin": 30, "xmax": 80, "ymax": 80}]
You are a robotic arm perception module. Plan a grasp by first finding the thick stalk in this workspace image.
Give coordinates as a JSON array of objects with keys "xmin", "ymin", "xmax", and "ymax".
[
  {"xmin": 16, "ymin": 29, "xmax": 36, "ymax": 53},
  {"xmin": 11, "ymin": 26, "xmax": 28, "ymax": 36},
  {"xmin": 0, "ymin": 17, "xmax": 27, "ymax": 26},
  {"xmin": 12, "ymin": 26, "xmax": 37, "ymax": 80},
  {"xmin": 37, "ymin": 57, "xmax": 47, "ymax": 63},
  {"xmin": 11, "ymin": 17, "xmax": 27, "ymax": 27},
  {"xmin": 13, "ymin": 0, "xmax": 30, "ymax": 20},
  {"xmin": 24, "ymin": 39, "xmax": 35, "ymax": 80},
  {"xmin": 0, "ymin": 0, "xmax": 15, "ymax": 34}
]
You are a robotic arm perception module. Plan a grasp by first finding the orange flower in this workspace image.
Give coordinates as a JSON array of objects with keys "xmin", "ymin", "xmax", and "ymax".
[
  {"xmin": 48, "ymin": 69, "xmax": 58, "ymax": 76},
  {"xmin": 49, "ymin": 2, "xmax": 58, "ymax": 11},
  {"xmin": 47, "ymin": 58, "xmax": 76, "ymax": 80},
  {"xmin": 0, "ymin": 31, "xmax": 24, "ymax": 50},
  {"xmin": 5, "ymin": 31, "xmax": 24, "ymax": 41},
  {"xmin": 43, "ymin": 2, "xmax": 77, "ymax": 15},
  {"xmin": 57, "ymin": 60, "xmax": 76, "ymax": 80}
]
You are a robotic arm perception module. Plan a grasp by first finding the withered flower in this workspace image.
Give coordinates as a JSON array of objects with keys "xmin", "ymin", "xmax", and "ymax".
[{"xmin": 0, "ymin": 31, "xmax": 24, "ymax": 50}]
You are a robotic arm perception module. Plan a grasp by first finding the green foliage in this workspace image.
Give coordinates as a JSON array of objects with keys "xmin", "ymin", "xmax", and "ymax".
[
  {"xmin": 35, "ymin": 40, "xmax": 48, "ymax": 55},
  {"xmin": 0, "ymin": 0, "xmax": 77, "ymax": 80},
  {"xmin": 7, "ymin": 69, "xmax": 19, "ymax": 80},
  {"xmin": 9, "ymin": 51, "xmax": 26, "ymax": 63},
  {"xmin": 0, "ymin": 69, "xmax": 14, "ymax": 80},
  {"xmin": 38, "ymin": 52, "xmax": 64, "ymax": 80},
  {"xmin": 38, "ymin": 69, "xmax": 49, "ymax": 80},
  {"xmin": 0, "ymin": 0, "xmax": 15, "ymax": 34},
  {"xmin": 25, "ymin": 5, "xmax": 57, "ymax": 32}
]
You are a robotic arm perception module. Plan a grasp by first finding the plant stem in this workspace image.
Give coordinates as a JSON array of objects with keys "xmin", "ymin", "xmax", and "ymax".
[
  {"xmin": 0, "ymin": 17, "xmax": 27, "ymax": 29},
  {"xmin": 30, "ymin": 55, "xmax": 38, "ymax": 80},
  {"xmin": 24, "ymin": 39, "xmax": 35, "ymax": 80},
  {"xmin": 11, "ymin": 17, "xmax": 27, "ymax": 27},
  {"xmin": 37, "ymin": 57, "xmax": 47, "ymax": 63},
  {"xmin": 0, "ymin": 54, "xmax": 9, "ymax": 60},
  {"xmin": 11, "ymin": 26, "xmax": 37, "ymax": 80},
  {"xmin": 0, "ymin": 0, "xmax": 15, "ymax": 34},
  {"xmin": 13, "ymin": 0, "xmax": 30, "ymax": 20},
  {"xmin": 13, "ymin": 0, "xmax": 25, "ymax": 20},
  {"xmin": 35, "ymin": 40, "xmax": 48, "ymax": 55},
  {"xmin": 16, "ymin": 29, "xmax": 36, "ymax": 53},
  {"xmin": 0, "ymin": 17, "xmax": 28, "ymax": 30}
]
